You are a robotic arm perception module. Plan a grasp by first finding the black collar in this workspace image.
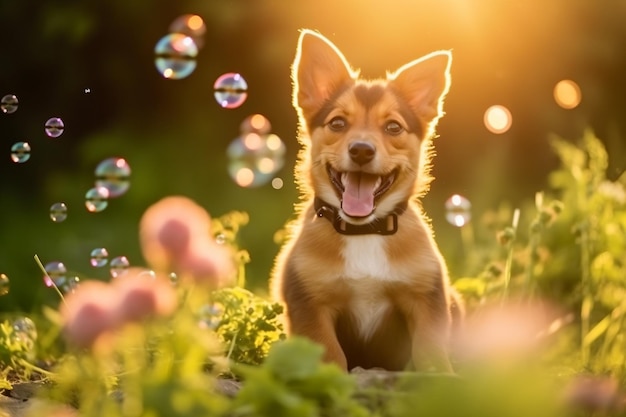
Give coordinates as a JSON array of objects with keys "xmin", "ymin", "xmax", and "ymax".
[{"xmin": 313, "ymin": 197, "xmax": 407, "ymax": 236}]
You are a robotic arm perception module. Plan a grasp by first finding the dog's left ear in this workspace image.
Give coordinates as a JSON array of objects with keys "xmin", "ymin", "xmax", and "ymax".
[{"xmin": 388, "ymin": 51, "xmax": 451, "ymax": 137}]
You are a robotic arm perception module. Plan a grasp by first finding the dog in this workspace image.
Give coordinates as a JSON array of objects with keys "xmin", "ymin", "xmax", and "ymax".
[{"xmin": 270, "ymin": 29, "xmax": 462, "ymax": 372}]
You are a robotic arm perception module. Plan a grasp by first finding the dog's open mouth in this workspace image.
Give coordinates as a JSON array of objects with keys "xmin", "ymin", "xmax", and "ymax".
[{"xmin": 327, "ymin": 165, "xmax": 397, "ymax": 218}]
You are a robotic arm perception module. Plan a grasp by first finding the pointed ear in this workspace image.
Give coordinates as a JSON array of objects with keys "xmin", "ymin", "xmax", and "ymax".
[
  {"xmin": 292, "ymin": 29, "xmax": 356, "ymax": 120},
  {"xmin": 388, "ymin": 51, "xmax": 451, "ymax": 137}
]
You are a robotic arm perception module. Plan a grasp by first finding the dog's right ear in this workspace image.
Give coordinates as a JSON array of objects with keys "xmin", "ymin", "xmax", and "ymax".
[{"xmin": 292, "ymin": 30, "xmax": 356, "ymax": 121}]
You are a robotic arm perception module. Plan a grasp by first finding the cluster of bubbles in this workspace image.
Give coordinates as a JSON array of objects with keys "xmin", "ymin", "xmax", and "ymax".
[
  {"xmin": 227, "ymin": 114, "xmax": 286, "ymax": 188},
  {"xmin": 445, "ymin": 194, "xmax": 472, "ymax": 228},
  {"xmin": 152, "ymin": 16, "xmax": 250, "ymax": 110},
  {"xmin": 154, "ymin": 14, "xmax": 206, "ymax": 80},
  {"xmin": 43, "ymin": 261, "xmax": 80, "ymax": 294},
  {"xmin": 3, "ymin": 95, "xmax": 66, "ymax": 164},
  {"xmin": 84, "ymin": 157, "xmax": 132, "ymax": 213},
  {"xmin": 483, "ymin": 79, "xmax": 582, "ymax": 135}
]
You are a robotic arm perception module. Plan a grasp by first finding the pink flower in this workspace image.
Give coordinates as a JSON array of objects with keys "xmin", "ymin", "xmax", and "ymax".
[
  {"xmin": 61, "ymin": 281, "xmax": 117, "ymax": 349},
  {"xmin": 112, "ymin": 269, "xmax": 177, "ymax": 322},
  {"xmin": 60, "ymin": 270, "xmax": 178, "ymax": 350},
  {"xmin": 139, "ymin": 196, "xmax": 236, "ymax": 288},
  {"xmin": 139, "ymin": 196, "xmax": 212, "ymax": 272}
]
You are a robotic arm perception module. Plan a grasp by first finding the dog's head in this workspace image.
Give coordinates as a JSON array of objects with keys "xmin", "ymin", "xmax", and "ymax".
[{"xmin": 292, "ymin": 29, "xmax": 451, "ymax": 224}]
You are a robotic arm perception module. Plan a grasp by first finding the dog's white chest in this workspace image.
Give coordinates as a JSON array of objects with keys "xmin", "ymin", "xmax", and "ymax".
[
  {"xmin": 342, "ymin": 235, "xmax": 391, "ymax": 280},
  {"xmin": 341, "ymin": 236, "xmax": 393, "ymax": 340}
]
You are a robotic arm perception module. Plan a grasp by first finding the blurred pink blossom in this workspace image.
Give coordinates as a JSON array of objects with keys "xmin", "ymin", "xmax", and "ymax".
[
  {"xmin": 139, "ymin": 196, "xmax": 235, "ymax": 288},
  {"xmin": 60, "ymin": 270, "xmax": 178, "ymax": 350}
]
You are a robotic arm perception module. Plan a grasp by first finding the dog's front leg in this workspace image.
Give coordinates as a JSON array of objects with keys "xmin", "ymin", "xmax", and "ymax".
[
  {"xmin": 288, "ymin": 305, "xmax": 347, "ymax": 370},
  {"xmin": 397, "ymin": 290, "xmax": 453, "ymax": 373}
]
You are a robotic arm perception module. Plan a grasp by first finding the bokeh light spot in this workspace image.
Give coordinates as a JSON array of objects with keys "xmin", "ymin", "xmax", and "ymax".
[
  {"xmin": 554, "ymin": 79, "xmax": 581, "ymax": 109},
  {"xmin": 484, "ymin": 105, "xmax": 512, "ymax": 134}
]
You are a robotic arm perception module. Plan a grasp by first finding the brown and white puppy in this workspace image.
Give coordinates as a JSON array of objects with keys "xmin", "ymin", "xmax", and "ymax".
[{"xmin": 271, "ymin": 29, "xmax": 462, "ymax": 372}]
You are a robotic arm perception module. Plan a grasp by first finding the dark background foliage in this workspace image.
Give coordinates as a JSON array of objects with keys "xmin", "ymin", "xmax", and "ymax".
[{"xmin": 1, "ymin": 0, "xmax": 625, "ymax": 311}]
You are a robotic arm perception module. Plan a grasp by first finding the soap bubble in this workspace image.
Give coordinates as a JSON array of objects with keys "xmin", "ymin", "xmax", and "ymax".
[
  {"xmin": 85, "ymin": 186, "xmax": 109, "ymax": 212},
  {"xmin": 0, "ymin": 274, "xmax": 9, "ymax": 296},
  {"xmin": 12, "ymin": 317, "xmax": 37, "ymax": 350},
  {"xmin": 44, "ymin": 117, "xmax": 65, "ymax": 138},
  {"xmin": 1, "ymin": 94, "xmax": 18, "ymax": 114},
  {"xmin": 43, "ymin": 261, "xmax": 78, "ymax": 292},
  {"xmin": 94, "ymin": 157, "xmax": 131, "ymax": 198},
  {"xmin": 50, "ymin": 202, "xmax": 68, "ymax": 222},
  {"xmin": 240, "ymin": 114, "xmax": 271, "ymax": 134},
  {"xmin": 445, "ymin": 194, "xmax": 471, "ymax": 227},
  {"xmin": 10, "ymin": 142, "xmax": 31, "ymax": 163},
  {"xmin": 154, "ymin": 33, "xmax": 198, "ymax": 80},
  {"xmin": 227, "ymin": 133, "xmax": 286, "ymax": 187},
  {"xmin": 169, "ymin": 14, "xmax": 206, "ymax": 48},
  {"xmin": 214, "ymin": 73, "xmax": 248, "ymax": 109},
  {"xmin": 90, "ymin": 247, "xmax": 109, "ymax": 268},
  {"xmin": 110, "ymin": 255, "xmax": 130, "ymax": 278}
]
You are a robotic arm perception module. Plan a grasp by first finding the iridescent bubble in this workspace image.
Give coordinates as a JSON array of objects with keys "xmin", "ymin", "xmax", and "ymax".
[
  {"xmin": 227, "ymin": 133, "xmax": 286, "ymax": 187},
  {"xmin": 0, "ymin": 274, "xmax": 9, "ymax": 296},
  {"xmin": 110, "ymin": 255, "xmax": 130, "ymax": 278},
  {"xmin": 44, "ymin": 117, "xmax": 65, "ymax": 138},
  {"xmin": 50, "ymin": 202, "xmax": 68, "ymax": 222},
  {"xmin": 12, "ymin": 317, "xmax": 37, "ymax": 350},
  {"xmin": 85, "ymin": 186, "xmax": 109, "ymax": 212},
  {"xmin": 10, "ymin": 142, "xmax": 31, "ymax": 163},
  {"xmin": 94, "ymin": 157, "xmax": 131, "ymax": 198},
  {"xmin": 445, "ymin": 194, "xmax": 472, "ymax": 227},
  {"xmin": 90, "ymin": 247, "xmax": 109, "ymax": 267},
  {"xmin": 169, "ymin": 14, "xmax": 206, "ymax": 48},
  {"xmin": 154, "ymin": 33, "xmax": 198, "ymax": 80},
  {"xmin": 240, "ymin": 114, "xmax": 271, "ymax": 134},
  {"xmin": 1, "ymin": 94, "xmax": 18, "ymax": 114},
  {"xmin": 198, "ymin": 303, "xmax": 223, "ymax": 330},
  {"xmin": 214, "ymin": 73, "xmax": 248, "ymax": 109},
  {"xmin": 43, "ymin": 261, "xmax": 75, "ymax": 292}
]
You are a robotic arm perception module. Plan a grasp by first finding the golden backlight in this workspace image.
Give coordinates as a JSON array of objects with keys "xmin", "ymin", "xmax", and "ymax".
[
  {"xmin": 554, "ymin": 80, "xmax": 581, "ymax": 109},
  {"xmin": 484, "ymin": 105, "xmax": 512, "ymax": 134}
]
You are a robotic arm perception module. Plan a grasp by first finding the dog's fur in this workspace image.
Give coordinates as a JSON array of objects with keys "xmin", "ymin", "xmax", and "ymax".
[{"xmin": 271, "ymin": 29, "xmax": 462, "ymax": 372}]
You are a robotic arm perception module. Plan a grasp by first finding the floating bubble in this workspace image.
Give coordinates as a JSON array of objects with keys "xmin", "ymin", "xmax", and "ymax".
[
  {"xmin": 12, "ymin": 317, "xmax": 37, "ymax": 350},
  {"xmin": 169, "ymin": 14, "xmax": 206, "ymax": 48},
  {"xmin": 445, "ymin": 194, "xmax": 472, "ymax": 227},
  {"xmin": 90, "ymin": 247, "xmax": 109, "ymax": 268},
  {"xmin": 484, "ymin": 105, "xmax": 512, "ymax": 134},
  {"xmin": 154, "ymin": 33, "xmax": 198, "ymax": 80},
  {"xmin": 94, "ymin": 157, "xmax": 131, "ymax": 198},
  {"xmin": 169, "ymin": 272, "xmax": 178, "ymax": 286},
  {"xmin": 554, "ymin": 80, "xmax": 581, "ymax": 109},
  {"xmin": 49, "ymin": 202, "xmax": 68, "ymax": 222},
  {"xmin": 214, "ymin": 73, "xmax": 248, "ymax": 109},
  {"xmin": 10, "ymin": 142, "xmax": 31, "ymax": 163},
  {"xmin": 110, "ymin": 255, "xmax": 130, "ymax": 278},
  {"xmin": 198, "ymin": 303, "xmax": 223, "ymax": 330},
  {"xmin": 0, "ymin": 274, "xmax": 9, "ymax": 296},
  {"xmin": 227, "ymin": 133, "xmax": 286, "ymax": 187},
  {"xmin": 44, "ymin": 117, "xmax": 65, "ymax": 138},
  {"xmin": 85, "ymin": 186, "xmax": 109, "ymax": 213},
  {"xmin": 43, "ymin": 261, "xmax": 77, "ymax": 292},
  {"xmin": 240, "ymin": 114, "xmax": 271, "ymax": 134},
  {"xmin": 1, "ymin": 94, "xmax": 18, "ymax": 114},
  {"xmin": 215, "ymin": 233, "xmax": 226, "ymax": 245},
  {"xmin": 271, "ymin": 177, "xmax": 284, "ymax": 190}
]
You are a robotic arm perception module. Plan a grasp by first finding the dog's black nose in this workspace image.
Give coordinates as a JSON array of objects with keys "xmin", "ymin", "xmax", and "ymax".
[{"xmin": 348, "ymin": 141, "xmax": 376, "ymax": 165}]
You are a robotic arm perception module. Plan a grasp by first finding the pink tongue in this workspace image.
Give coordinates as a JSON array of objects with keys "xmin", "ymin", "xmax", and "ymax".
[{"xmin": 341, "ymin": 172, "xmax": 379, "ymax": 217}]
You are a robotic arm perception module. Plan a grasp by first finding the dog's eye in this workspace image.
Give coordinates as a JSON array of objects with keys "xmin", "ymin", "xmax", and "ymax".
[
  {"xmin": 328, "ymin": 116, "xmax": 347, "ymax": 132},
  {"xmin": 384, "ymin": 120, "xmax": 404, "ymax": 136}
]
